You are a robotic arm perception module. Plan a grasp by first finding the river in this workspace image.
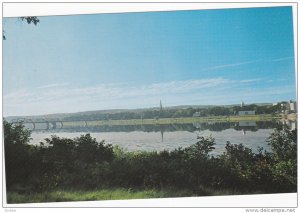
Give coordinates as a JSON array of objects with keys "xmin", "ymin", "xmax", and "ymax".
[{"xmin": 25, "ymin": 120, "xmax": 295, "ymax": 154}]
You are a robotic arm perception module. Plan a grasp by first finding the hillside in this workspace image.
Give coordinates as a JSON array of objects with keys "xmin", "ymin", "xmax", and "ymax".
[{"xmin": 4, "ymin": 102, "xmax": 275, "ymax": 122}]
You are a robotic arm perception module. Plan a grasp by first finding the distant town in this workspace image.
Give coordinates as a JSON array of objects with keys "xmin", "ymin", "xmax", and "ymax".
[{"xmin": 4, "ymin": 100, "xmax": 297, "ymax": 132}]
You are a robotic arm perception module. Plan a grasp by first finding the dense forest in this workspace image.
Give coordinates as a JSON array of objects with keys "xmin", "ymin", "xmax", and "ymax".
[{"xmin": 4, "ymin": 120, "xmax": 296, "ymax": 203}]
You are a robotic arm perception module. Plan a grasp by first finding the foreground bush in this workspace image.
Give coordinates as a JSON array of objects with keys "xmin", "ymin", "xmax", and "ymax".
[{"xmin": 3, "ymin": 121, "xmax": 297, "ymax": 199}]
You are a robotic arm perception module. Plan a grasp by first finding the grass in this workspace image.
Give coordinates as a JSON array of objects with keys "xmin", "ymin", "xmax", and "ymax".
[
  {"xmin": 7, "ymin": 188, "xmax": 193, "ymax": 203},
  {"xmin": 62, "ymin": 114, "xmax": 281, "ymax": 128},
  {"xmin": 7, "ymin": 186, "xmax": 266, "ymax": 204}
]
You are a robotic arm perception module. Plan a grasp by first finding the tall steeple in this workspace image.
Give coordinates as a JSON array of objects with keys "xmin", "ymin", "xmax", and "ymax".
[
  {"xmin": 241, "ymin": 101, "xmax": 245, "ymax": 108},
  {"xmin": 160, "ymin": 100, "xmax": 163, "ymax": 111}
]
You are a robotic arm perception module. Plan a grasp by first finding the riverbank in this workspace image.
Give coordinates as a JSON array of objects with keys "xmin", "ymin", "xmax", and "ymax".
[{"xmin": 62, "ymin": 114, "xmax": 281, "ymax": 128}]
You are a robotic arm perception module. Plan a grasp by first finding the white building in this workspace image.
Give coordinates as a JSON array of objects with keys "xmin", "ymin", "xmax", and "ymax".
[
  {"xmin": 238, "ymin": 111, "xmax": 255, "ymax": 116},
  {"xmin": 193, "ymin": 112, "xmax": 201, "ymax": 117},
  {"xmin": 289, "ymin": 100, "xmax": 297, "ymax": 112}
]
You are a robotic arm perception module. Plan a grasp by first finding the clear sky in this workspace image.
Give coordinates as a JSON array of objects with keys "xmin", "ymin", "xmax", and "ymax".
[{"xmin": 3, "ymin": 6, "xmax": 296, "ymax": 116}]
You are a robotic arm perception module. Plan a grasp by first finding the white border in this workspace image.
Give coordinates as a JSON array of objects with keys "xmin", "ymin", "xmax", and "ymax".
[
  {"xmin": 4, "ymin": 193, "xmax": 298, "ymax": 208},
  {"xmin": 3, "ymin": 2, "xmax": 297, "ymax": 17},
  {"xmin": 1, "ymin": 2, "xmax": 298, "ymax": 209}
]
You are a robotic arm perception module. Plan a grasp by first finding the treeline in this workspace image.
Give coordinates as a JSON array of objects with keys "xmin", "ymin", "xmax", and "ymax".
[
  {"xmin": 4, "ymin": 121, "xmax": 296, "ymax": 201},
  {"xmin": 62, "ymin": 104, "xmax": 283, "ymax": 121}
]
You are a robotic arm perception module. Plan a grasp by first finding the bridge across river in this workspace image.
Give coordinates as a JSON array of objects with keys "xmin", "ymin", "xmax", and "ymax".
[
  {"xmin": 11, "ymin": 118, "xmax": 79, "ymax": 131},
  {"xmin": 12, "ymin": 119, "xmax": 95, "ymax": 131}
]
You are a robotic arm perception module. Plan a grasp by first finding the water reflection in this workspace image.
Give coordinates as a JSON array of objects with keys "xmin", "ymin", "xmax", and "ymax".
[
  {"xmin": 25, "ymin": 121, "xmax": 296, "ymax": 154},
  {"xmin": 282, "ymin": 120, "xmax": 297, "ymax": 130},
  {"xmin": 238, "ymin": 121, "xmax": 256, "ymax": 135},
  {"xmin": 26, "ymin": 120, "xmax": 285, "ymax": 133},
  {"xmin": 26, "ymin": 120, "xmax": 293, "ymax": 154}
]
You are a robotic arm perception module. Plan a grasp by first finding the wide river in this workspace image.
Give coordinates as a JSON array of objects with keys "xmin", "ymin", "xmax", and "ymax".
[{"xmin": 26, "ymin": 120, "xmax": 295, "ymax": 155}]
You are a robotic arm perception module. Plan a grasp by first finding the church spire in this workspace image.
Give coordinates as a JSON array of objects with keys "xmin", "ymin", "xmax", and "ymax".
[{"xmin": 160, "ymin": 100, "xmax": 163, "ymax": 111}]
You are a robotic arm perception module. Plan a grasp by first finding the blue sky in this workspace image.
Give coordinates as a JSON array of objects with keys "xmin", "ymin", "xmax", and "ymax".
[{"xmin": 3, "ymin": 6, "xmax": 296, "ymax": 116}]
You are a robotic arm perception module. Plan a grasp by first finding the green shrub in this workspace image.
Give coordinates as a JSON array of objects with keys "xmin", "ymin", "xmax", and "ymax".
[{"xmin": 3, "ymin": 120, "xmax": 297, "ymax": 195}]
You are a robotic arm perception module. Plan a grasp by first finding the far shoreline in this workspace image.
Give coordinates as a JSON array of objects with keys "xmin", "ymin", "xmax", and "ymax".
[{"xmin": 58, "ymin": 114, "xmax": 288, "ymax": 128}]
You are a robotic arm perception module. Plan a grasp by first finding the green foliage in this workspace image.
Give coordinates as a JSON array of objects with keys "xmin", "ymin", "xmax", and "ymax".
[
  {"xmin": 61, "ymin": 104, "xmax": 281, "ymax": 122},
  {"xmin": 219, "ymin": 142, "xmax": 264, "ymax": 189},
  {"xmin": 20, "ymin": 17, "xmax": 40, "ymax": 25},
  {"xmin": 75, "ymin": 134, "xmax": 114, "ymax": 163},
  {"xmin": 39, "ymin": 134, "xmax": 114, "ymax": 189},
  {"xmin": 267, "ymin": 129, "xmax": 297, "ymax": 189},
  {"xmin": 4, "ymin": 120, "xmax": 31, "ymax": 145},
  {"xmin": 267, "ymin": 129, "xmax": 297, "ymax": 162},
  {"xmin": 4, "ymin": 120, "xmax": 34, "ymax": 189},
  {"xmin": 184, "ymin": 135, "xmax": 215, "ymax": 159},
  {"xmin": 3, "ymin": 120, "xmax": 297, "ymax": 202}
]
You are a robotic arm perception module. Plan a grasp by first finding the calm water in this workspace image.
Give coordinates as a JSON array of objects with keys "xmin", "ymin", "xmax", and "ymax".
[{"xmin": 27, "ymin": 121, "xmax": 289, "ymax": 154}]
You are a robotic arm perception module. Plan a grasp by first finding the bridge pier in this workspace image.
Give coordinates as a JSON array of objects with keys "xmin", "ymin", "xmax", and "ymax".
[
  {"xmin": 28, "ymin": 119, "xmax": 35, "ymax": 131},
  {"xmin": 60, "ymin": 121, "xmax": 63, "ymax": 129},
  {"xmin": 10, "ymin": 119, "xmax": 64, "ymax": 131},
  {"xmin": 50, "ymin": 122, "xmax": 57, "ymax": 129}
]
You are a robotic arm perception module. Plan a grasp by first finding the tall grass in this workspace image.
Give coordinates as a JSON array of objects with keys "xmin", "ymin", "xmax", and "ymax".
[
  {"xmin": 7, "ymin": 186, "xmax": 265, "ymax": 204},
  {"xmin": 7, "ymin": 188, "xmax": 194, "ymax": 203}
]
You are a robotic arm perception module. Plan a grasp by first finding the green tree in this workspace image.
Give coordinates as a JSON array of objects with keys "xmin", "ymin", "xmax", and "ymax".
[
  {"xmin": 267, "ymin": 128, "xmax": 297, "ymax": 189},
  {"xmin": 184, "ymin": 135, "xmax": 216, "ymax": 159},
  {"xmin": 3, "ymin": 120, "xmax": 32, "ymax": 189},
  {"xmin": 267, "ymin": 128, "xmax": 297, "ymax": 161}
]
